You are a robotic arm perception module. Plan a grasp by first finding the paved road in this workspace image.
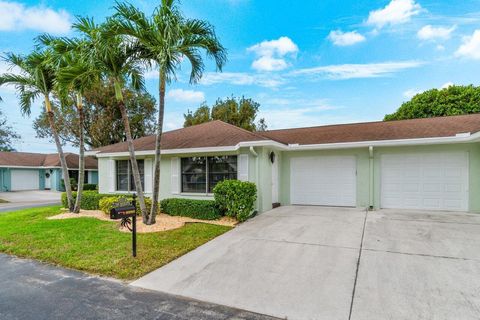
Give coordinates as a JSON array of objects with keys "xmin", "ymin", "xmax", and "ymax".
[
  {"xmin": 0, "ymin": 254, "xmax": 278, "ymax": 320},
  {"xmin": 133, "ymin": 206, "xmax": 480, "ymax": 320},
  {"xmin": 0, "ymin": 190, "xmax": 61, "ymax": 213}
]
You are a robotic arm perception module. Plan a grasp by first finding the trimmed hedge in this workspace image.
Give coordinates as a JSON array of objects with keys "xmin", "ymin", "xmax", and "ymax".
[
  {"xmin": 61, "ymin": 191, "xmax": 110, "ymax": 210},
  {"xmin": 99, "ymin": 196, "xmax": 155, "ymax": 216},
  {"xmin": 83, "ymin": 184, "xmax": 97, "ymax": 191},
  {"xmin": 160, "ymin": 198, "xmax": 222, "ymax": 220},
  {"xmin": 213, "ymin": 180, "xmax": 257, "ymax": 222}
]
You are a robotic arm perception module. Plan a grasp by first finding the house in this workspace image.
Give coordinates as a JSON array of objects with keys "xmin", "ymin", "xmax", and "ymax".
[
  {"xmin": 88, "ymin": 114, "xmax": 480, "ymax": 213},
  {"xmin": 0, "ymin": 152, "xmax": 98, "ymax": 192}
]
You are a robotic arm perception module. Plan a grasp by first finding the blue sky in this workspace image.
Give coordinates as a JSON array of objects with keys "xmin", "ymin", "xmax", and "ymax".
[{"xmin": 1, "ymin": 0, "xmax": 480, "ymax": 152}]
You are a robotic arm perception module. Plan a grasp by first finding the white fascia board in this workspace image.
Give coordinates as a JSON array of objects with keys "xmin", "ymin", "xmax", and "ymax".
[{"xmin": 0, "ymin": 165, "xmax": 99, "ymax": 170}]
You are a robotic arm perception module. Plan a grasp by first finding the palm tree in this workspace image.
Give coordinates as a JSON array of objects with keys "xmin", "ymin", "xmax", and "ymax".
[
  {"xmin": 40, "ymin": 35, "xmax": 99, "ymax": 213},
  {"xmin": 71, "ymin": 17, "xmax": 149, "ymax": 219},
  {"xmin": 112, "ymin": 0, "xmax": 227, "ymax": 224},
  {"xmin": 0, "ymin": 51, "xmax": 75, "ymax": 211}
]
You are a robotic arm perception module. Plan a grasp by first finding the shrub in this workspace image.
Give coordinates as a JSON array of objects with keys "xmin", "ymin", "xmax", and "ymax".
[
  {"xmin": 160, "ymin": 198, "xmax": 222, "ymax": 220},
  {"xmin": 99, "ymin": 196, "xmax": 155, "ymax": 216},
  {"xmin": 61, "ymin": 191, "xmax": 109, "ymax": 210},
  {"xmin": 83, "ymin": 184, "xmax": 97, "ymax": 191},
  {"xmin": 213, "ymin": 180, "xmax": 257, "ymax": 222}
]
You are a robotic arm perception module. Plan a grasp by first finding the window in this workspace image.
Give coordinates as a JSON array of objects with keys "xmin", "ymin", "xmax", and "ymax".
[
  {"xmin": 181, "ymin": 156, "xmax": 237, "ymax": 193},
  {"xmin": 116, "ymin": 160, "xmax": 144, "ymax": 191}
]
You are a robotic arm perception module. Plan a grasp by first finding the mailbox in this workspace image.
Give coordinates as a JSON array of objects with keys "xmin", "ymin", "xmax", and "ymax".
[{"xmin": 110, "ymin": 205, "xmax": 136, "ymax": 220}]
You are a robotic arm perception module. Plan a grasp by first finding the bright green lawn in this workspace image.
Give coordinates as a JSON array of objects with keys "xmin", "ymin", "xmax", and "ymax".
[{"xmin": 0, "ymin": 206, "xmax": 231, "ymax": 280}]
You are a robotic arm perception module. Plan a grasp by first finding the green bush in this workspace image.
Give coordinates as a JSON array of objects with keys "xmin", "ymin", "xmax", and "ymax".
[
  {"xmin": 213, "ymin": 180, "xmax": 257, "ymax": 222},
  {"xmin": 61, "ymin": 191, "xmax": 109, "ymax": 210},
  {"xmin": 83, "ymin": 184, "xmax": 97, "ymax": 191},
  {"xmin": 99, "ymin": 196, "xmax": 155, "ymax": 216},
  {"xmin": 160, "ymin": 198, "xmax": 222, "ymax": 220}
]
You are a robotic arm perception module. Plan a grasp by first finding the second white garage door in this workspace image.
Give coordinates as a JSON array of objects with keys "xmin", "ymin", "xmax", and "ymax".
[
  {"xmin": 381, "ymin": 152, "xmax": 469, "ymax": 211},
  {"xmin": 11, "ymin": 169, "xmax": 40, "ymax": 191},
  {"xmin": 290, "ymin": 156, "xmax": 356, "ymax": 206}
]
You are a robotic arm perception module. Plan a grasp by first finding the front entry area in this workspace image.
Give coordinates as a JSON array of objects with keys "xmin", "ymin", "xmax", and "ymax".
[{"xmin": 290, "ymin": 155, "xmax": 356, "ymax": 206}]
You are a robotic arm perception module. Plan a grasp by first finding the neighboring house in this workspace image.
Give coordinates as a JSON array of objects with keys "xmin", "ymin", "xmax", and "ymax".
[
  {"xmin": 88, "ymin": 114, "xmax": 480, "ymax": 213},
  {"xmin": 0, "ymin": 152, "xmax": 98, "ymax": 192}
]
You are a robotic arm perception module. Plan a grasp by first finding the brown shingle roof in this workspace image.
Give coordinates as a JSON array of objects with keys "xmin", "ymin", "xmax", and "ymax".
[
  {"xmin": 93, "ymin": 120, "xmax": 266, "ymax": 153},
  {"xmin": 0, "ymin": 152, "xmax": 98, "ymax": 169},
  {"xmin": 91, "ymin": 114, "xmax": 480, "ymax": 154},
  {"xmin": 261, "ymin": 114, "xmax": 480, "ymax": 145}
]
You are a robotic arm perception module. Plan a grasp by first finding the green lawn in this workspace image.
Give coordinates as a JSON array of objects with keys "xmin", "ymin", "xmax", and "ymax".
[{"xmin": 0, "ymin": 206, "xmax": 231, "ymax": 280}]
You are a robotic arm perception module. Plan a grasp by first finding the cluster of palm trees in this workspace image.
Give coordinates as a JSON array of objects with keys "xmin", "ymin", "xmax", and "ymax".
[{"xmin": 0, "ymin": 0, "xmax": 226, "ymax": 224}]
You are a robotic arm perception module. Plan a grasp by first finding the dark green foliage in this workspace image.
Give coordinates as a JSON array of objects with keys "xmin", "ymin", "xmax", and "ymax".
[
  {"xmin": 385, "ymin": 85, "xmax": 480, "ymax": 121},
  {"xmin": 160, "ymin": 198, "xmax": 222, "ymax": 220},
  {"xmin": 184, "ymin": 96, "xmax": 267, "ymax": 131},
  {"xmin": 0, "ymin": 110, "xmax": 20, "ymax": 151},
  {"xmin": 83, "ymin": 184, "xmax": 97, "ymax": 191},
  {"xmin": 213, "ymin": 180, "xmax": 257, "ymax": 222},
  {"xmin": 61, "ymin": 191, "xmax": 111, "ymax": 210}
]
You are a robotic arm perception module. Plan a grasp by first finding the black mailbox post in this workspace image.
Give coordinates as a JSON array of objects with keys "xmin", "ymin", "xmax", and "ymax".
[{"xmin": 110, "ymin": 194, "xmax": 137, "ymax": 257}]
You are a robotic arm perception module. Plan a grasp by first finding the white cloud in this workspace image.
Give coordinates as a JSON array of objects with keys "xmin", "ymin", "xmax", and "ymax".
[
  {"xmin": 366, "ymin": 0, "xmax": 422, "ymax": 29},
  {"xmin": 166, "ymin": 89, "xmax": 205, "ymax": 103},
  {"xmin": 0, "ymin": 1, "xmax": 71, "ymax": 34},
  {"xmin": 293, "ymin": 61, "xmax": 423, "ymax": 80},
  {"xmin": 441, "ymin": 82, "xmax": 454, "ymax": 89},
  {"xmin": 403, "ymin": 88, "xmax": 422, "ymax": 98},
  {"xmin": 455, "ymin": 30, "xmax": 480, "ymax": 60},
  {"xmin": 247, "ymin": 36, "xmax": 299, "ymax": 72},
  {"xmin": 201, "ymin": 72, "xmax": 285, "ymax": 88},
  {"xmin": 417, "ymin": 25, "xmax": 456, "ymax": 41},
  {"xmin": 328, "ymin": 30, "xmax": 366, "ymax": 46}
]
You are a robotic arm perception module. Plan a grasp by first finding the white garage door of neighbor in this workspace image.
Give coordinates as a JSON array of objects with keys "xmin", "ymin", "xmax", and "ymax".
[
  {"xmin": 11, "ymin": 169, "xmax": 40, "ymax": 191},
  {"xmin": 290, "ymin": 156, "xmax": 357, "ymax": 207},
  {"xmin": 381, "ymin": 152, "xmax": 469, "ymax": 211}
]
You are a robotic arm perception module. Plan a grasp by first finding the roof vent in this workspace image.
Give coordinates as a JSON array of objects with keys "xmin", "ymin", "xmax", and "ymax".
[{"xmin": 456, "ymin": 132, "xmax": 471, "ymax": 137}]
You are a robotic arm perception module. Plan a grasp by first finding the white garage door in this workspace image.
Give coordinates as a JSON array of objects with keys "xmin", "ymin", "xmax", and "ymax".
[
  {"xmin": 290, "ymin": 156, "xmax": 356, "ymax": 206},
  {"xmin": 381, "ymin": 152, "xmax": 469, "ymax": 211},
  {"xmin": 11, "ymin": 169, "xmax": 40, "ymax": 191}
]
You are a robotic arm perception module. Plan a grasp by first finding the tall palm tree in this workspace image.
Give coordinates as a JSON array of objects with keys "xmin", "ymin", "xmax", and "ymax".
[
  {"xmin": 112, "ymin": 0, "xmax": 227, "ymax": 224},
  {"xmin": 40, "ymin": 35, "xmax": 99, "ymax": 213},
  {"xmin": 71, "ymin": 17, "xmax": 149, "ymax": 219},
  {"xmin": 0, "ymin": 51, "xmax": 75, "ymax": 211}
]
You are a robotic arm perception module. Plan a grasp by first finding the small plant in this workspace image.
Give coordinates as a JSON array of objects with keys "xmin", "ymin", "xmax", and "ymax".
[
  {"xmin": 160, "ymin": 198, "xmax": 222, "ymax": 220},
  {"xmin": 213, "ymin": 180, "xmax": 257, "ymax": 222},
  {"xmin": 62, "ymin": 191, "xmax": 112, "ymax": 210},
  {"xmin": 83, "ymin": 184, "xmax": 97, "ymax": 191}
]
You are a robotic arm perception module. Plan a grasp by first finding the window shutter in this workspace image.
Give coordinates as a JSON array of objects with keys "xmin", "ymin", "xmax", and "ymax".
[
  {"xmin": 108, "ymin": 159, "xmax": 115, "ymax": 192},
  {"xmin": 237, "ymin": 154, "xmax": 249, "ymax": 181},
  {"xmin": 144, "ymin": 158, "xmax": 153, "ymax": 194},
  {"xmin": 171, "ymin": 157, "xmax": 180, "ymax": 194}
]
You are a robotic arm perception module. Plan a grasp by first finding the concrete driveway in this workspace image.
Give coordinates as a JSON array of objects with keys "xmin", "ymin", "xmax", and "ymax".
[
  {"xmin": 0, "ymin": 190, "xmax": 61, "ymax": 212},
  {"xmin": 132, "ymin": 206, "xmax": 480, "ymax": 320}
]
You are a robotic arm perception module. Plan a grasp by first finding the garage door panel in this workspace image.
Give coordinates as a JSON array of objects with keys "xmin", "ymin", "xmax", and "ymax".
[
  {"xmin": 11, "ymin": 170, "xmax": 40, "ymax": 191},
  {"xmin": 291, "ymin": 156, "xmax": 356, "ymax": 207},
  {"xmin": 381, "ymin": 152, "xmax": 468, "ymax": 211}
]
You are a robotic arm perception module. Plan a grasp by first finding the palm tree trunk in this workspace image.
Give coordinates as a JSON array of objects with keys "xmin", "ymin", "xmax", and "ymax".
[
  {"xmin": 74, "ymin": 94, "xmax": 84, "ymax": 213},
  {"xmin": 45, "ymin": 95, "xmax": 73, "ymax": 212},
  {"xmin": 148, "ymin": 74, "xmax": 166, "ymax": 225},
  {"xmin": 117, "ymin": 99, "xmax": 148, "ymax": 221}
]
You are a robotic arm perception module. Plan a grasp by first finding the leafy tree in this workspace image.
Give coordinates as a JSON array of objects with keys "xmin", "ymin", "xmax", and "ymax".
[
  {"xmin": 33, "ymin": 83, "xmax": 156, "ymax": 148},
  {"xmin": 385, "ymin": 85, "xmax": 480, "ymax": 121},
  {"xmin": 184, "ymin": 96, "xmax": 267, "ymax": 131},
  {"xmin": 112, "ymin": 0, "xmax": 227, "ymax": 224},
  {"xmin": 0, "ymin": 110, "xmax": 20, "ymax": 151},
  {"xmin": 0, "ymin": 51, "xmax": 75, "ymax": 211}
]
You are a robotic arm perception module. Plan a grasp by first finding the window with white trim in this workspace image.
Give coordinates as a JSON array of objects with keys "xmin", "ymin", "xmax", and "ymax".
[
  {"xmin": 116, "ymin": 160, "xmax": 144, "ymax": 191},
  {"xmin": 181, "ymin": 156, "xmax": 237, "ymax": 193}
]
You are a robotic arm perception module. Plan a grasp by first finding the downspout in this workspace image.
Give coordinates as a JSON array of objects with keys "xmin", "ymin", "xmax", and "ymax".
[
  {"xmin": 249, "ymin": 147, "xmax": 260, "ymax": 212},
  {"xmin": 369, "ymin": 146, "xmax": 374, "ymax": 210}
]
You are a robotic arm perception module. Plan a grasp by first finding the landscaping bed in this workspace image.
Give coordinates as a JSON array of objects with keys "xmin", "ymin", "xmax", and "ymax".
[{"xmin": 0, "ymin": 206, "xmax": 232, "ymax": 280}]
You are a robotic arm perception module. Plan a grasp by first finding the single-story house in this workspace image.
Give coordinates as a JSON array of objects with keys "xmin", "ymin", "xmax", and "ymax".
[
  {"xmin": 0, "ymin": 152, "xmax": 98, "ymax": 192},
  {"xmin": 88, "ymin": 114, "xmax": 480, "ymax": 213}
]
